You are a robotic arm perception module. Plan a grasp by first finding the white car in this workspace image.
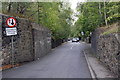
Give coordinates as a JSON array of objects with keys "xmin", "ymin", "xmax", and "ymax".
[{"xmin": 72, "ymin": 38, "xmax": 79, "ymax": 42}]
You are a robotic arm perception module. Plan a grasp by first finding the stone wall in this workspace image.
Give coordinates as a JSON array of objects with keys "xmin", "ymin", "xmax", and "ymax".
[
  {"xmin": 91, "ymin": 23, "xmax": 120, "ymax": 77},
  {"xmin": 32, "ymin": 23, "xmax": 51, "ymax": 60},
  {"xmin": 0, "ymin": 14, "xmax": 51, "ymax": 65},
  {"xmin": 51, "ymin": 39, "xmax": 63, "ymax": 48},
  {"xmin": 1, "ymin": 14, "xmax": 34, "ymax": 65}
]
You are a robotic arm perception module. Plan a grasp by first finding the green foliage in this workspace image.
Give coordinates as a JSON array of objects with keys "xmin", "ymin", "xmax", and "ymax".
[
  {"xmin": 72, "ymin": 2, "xmax": 119, "ymax": 39},
  {"xmin": 102, "ymin": 27, "xmax": 118, "ymax": 35},
  {"xmin": 2, "ymin": 2, "xmax": 35, "ymax": 20},
  {"xmin": 106, "ymin": 2, "xmax": 120, "ymax": 23},
  {"xmin": 37, "ymin": 2, "xmax": 72, "ymax": 40},
  {"xmin": 2, "ymin": 2, "xmax": 73, "ymax": 40}
]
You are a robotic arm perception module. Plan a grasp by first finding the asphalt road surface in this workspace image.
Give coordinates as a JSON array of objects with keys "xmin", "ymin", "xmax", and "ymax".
[{"xmin": 3, "ymin": 42, "xmax": 91, "ymax": 78}]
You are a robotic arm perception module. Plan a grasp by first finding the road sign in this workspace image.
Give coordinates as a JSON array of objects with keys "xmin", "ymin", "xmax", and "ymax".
[
  {"xmin": 6, "ymin": 17, "xmax": 16, "ymax": 27},
  {"xmin": 5, "ymin": 27, "xmax": 17, "ymax": 36}
]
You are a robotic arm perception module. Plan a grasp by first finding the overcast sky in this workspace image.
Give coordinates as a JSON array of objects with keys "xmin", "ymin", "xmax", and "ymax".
[
  {"xmin": 69, "ymin": 0, "xmax": 85, "ymax": 25},
  {"xmin": 69, "ymin": 0, "xmax": 85, "ymax": 12}
]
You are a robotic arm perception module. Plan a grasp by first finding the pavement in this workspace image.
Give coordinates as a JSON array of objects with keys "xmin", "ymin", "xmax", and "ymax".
[
  {"xmin": 0, "ymin": 52, "xmax": 2, "ymax": 80},
  {"xmin": 82, "ymin": 42, "xmax": 116, "ymax": 78},
  {"xmin": 2, "ymin": 42, "xmax": 91, "ymax": 78}
]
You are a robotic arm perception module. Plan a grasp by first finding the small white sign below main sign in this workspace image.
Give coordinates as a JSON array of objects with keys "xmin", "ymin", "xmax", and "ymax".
[{"xmin": 5, "ymin": 27, "xmax": 17, "ymax": 36}]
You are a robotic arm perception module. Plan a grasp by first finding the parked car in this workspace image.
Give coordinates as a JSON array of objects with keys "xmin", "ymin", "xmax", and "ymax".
[{"xmin": 72, "ymin": 38, "xmax": 79, "ymax": 42}]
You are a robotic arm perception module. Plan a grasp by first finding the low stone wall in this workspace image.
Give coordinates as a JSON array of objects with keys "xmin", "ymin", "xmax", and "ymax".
[
  {"xmin": 51, "ymin": 39, "xmax": 63, "ymax": 48},
  {"xmin": 91, "ymin": 23, "xmax": 120, "ymax": 77},
  {"xmin": 0, "ymin": 14, "xmax": 51, "ymax": 65}
]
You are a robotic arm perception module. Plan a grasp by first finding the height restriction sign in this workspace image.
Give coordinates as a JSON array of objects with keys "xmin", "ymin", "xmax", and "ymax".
[
  {"xmin": 5, "ymin": 17, "xmax": 17, "ymax": 36},
  {"xmin": 6, "ymin": 17, "xmax": 16, "ymax": 27}
]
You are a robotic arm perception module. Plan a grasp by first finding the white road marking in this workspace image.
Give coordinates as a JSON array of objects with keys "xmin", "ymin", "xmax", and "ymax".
[{"xmin": 71, "ymin": 46, "xmax": 74, "ymax": 49}]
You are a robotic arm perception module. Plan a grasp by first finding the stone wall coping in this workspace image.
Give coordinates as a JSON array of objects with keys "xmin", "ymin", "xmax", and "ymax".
[
  {"xmin": 0, "ymin": 13, "xmax": 51, "ymax": 33},
  {"xmin": 32, "ymin": 23, "xmax": 51, "ymax": 33},
  {"xmin": 0, "ymin": 13, "xmax": 29, "ymax": 21}
]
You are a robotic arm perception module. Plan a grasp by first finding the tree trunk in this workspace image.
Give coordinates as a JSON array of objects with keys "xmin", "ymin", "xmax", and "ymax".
[
  {"xmin": 99, "ymin": 2, "xmax": 102, "ymax": 16},
  {"xmin": 38, "ymin": 2, "xmax": 40, "ymax": 24},
  {"xmin": 8, "ymin": 2, "xmax": 12, "ymax": 13},
  {"xmin": 103, "ymin": 0, "xmax": 108, "ymax": 26},
  {"xmin": 16, "ymin": 3, "xmax": 19, "ymax": 14},
  {"xmin": 99, "ymin": 1, "xmax": 102, "ymax": 26}
]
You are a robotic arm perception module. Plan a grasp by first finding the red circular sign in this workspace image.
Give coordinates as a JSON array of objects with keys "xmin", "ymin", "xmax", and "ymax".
[{"xmin": 6, "ymin": 17, "xmax": 16, "ymax": 27}]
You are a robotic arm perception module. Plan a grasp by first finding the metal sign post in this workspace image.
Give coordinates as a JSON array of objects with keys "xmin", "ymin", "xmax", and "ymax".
[{"xmin": 11, "ymin": 36, "xmax": 14, "ymax": 67}]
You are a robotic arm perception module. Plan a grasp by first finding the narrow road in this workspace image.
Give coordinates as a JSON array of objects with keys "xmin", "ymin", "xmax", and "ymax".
[{"xmin": 3, "ymin": 42, "xmax": 91, "ymax": 78}]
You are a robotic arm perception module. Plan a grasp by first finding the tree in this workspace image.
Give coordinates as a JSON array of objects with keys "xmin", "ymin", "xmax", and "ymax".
[
  {"xmin": 37, "ymin": 2, "xmax": 73, "ymax": 40},
  {"xmin": 2, "ymin": 2, "xmax": 73, "ymax": 40},
  {"xmin": 71, "ymin": 2, "xmax": 119, "ymax": 39}
]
